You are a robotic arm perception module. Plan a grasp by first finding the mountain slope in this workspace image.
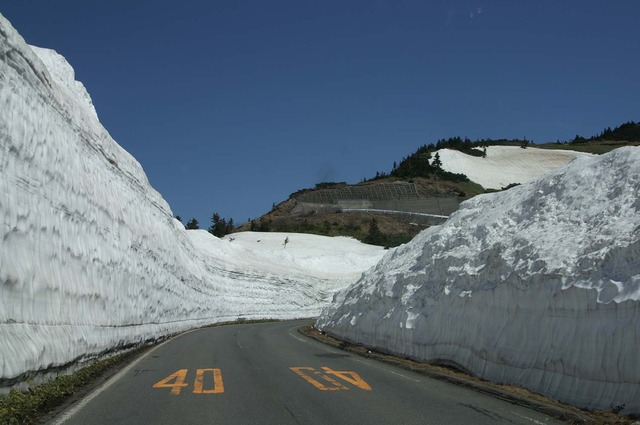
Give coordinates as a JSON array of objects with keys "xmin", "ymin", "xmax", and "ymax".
[{"xmin": 238, "ymin": 146, "xmax": 593, "ymax": 245}]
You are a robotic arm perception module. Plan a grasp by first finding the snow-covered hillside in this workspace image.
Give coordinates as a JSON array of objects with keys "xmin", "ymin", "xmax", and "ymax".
[
  {"xmin": 317, "ymin": 147, "xmax": 640, "ymax": 414},
  {"xmin": 190, "ymin": 231, "xmax": 384, "ymax": 305},
  {"xmin": 437, "ymin": 146, "xmax": 593, "ymax": 189},
  {"xmin": 0, "ymin": 14, "xmax": 384, "ymax": 387}
]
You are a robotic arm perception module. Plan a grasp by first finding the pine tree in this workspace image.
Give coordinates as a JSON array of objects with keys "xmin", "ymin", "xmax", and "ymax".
[
  {"xmin": 259, "ymin": 219, "xmax": 272, "ymax": 232},
  {"xmin": 364, "ymin": 218, "xmax": 386, "ymax": 246},
  {"xmin": 209, "ymin": 212, "xmax": 234, "ymax": 237},
  {"xmin": 227, "ymin": 218, "xmax": 234, "ymax": 235},
  {"xmin": 208, "ymin": 212, "xmax": 220, "ymax": 236},
  {"xmin": 433, "ymin": 152, "xmax": 443, "ymax": 169},
  {"xmin": 186, "ymin": 218, "xmax": 199, "ymax": 230}
]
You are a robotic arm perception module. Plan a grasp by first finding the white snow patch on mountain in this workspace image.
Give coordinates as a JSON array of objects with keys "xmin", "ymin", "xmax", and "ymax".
[
  {"xmin": 189, "ymin": 230, "xmax": 385, "ymax": 304},
  {"xmin": 317, "ymin": 147, "xmax": 640, "ymax": 414},
  {"xmin": 0, "ymin": 14, "xmax": 384, "ymax": 386},
  {"xmin": 437, "ymin": 146, "xmax": 593, "ymax": 189}
]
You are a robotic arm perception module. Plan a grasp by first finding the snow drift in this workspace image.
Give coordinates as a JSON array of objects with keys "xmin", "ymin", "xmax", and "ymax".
[
  {"xmin": 436, "ymin": 146, "xmax": 593, "ymax": 190},
  {"xmin": 317, "ymin": 147, "xmax": 640, "ymax": 414},
  {"xmin": 0, "ymin": 14, "xmax": 384, "ymax": 386}
]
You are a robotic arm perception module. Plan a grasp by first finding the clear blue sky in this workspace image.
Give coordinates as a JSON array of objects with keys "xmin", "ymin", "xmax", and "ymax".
[{"xmin": 2, "ymin": 1, "xmax": 639, "ymax": 227}]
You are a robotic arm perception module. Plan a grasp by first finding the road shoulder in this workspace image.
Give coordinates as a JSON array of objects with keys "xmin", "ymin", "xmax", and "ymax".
[{"xmin": 299, "ymin": 325, "xmax": 636, "ymax": 424}]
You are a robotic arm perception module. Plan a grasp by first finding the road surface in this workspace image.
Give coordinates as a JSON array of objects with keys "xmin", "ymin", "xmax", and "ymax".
[{"xmin": 50, "ymin": 320, "xmax": 562, "ymax": 425}]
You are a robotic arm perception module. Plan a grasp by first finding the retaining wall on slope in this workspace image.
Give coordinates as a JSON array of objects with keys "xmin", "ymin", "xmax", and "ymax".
[{"xmin": 296, "ymin": 182, "xmax": 419, "ymax": 203}]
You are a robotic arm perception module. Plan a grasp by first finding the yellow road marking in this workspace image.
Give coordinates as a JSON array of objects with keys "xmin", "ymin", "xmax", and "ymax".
[
  {"xmin": 290, "ymin": 367, "xmax": 348, "ymax": 391},
  {"xmin": 290, "ymin": 366, "xmax": 372, "ymax": 391},
  {"xmin": 322, "ymin": 367, "xmax": 372, "ymax": 391},
  {"xmin": 153, "ymin": 369, "xmax": 189, "ymax": 395},
  {"xmin": 193, "ymin": 368, "xmax": 224, "ymax": 394}
]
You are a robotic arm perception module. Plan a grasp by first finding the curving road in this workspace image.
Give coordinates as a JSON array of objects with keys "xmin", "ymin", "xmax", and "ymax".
[{"xmin": 50, "ymin": 320, "xmax": 562, "ymax": 425}]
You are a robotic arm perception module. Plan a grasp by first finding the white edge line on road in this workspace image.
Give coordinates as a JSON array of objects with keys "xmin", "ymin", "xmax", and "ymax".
[
  {"xmin": 288, "ymin": 328, "xmax": 343, "ymax": 354},
  {"xmin": 288, "ymin": 328, "xmax": 345, "ymax": 356},
  {"xmin": 288, "ymin": 329, "xmax": 308, "ymax": 344},
  {"xmin": 50, "ymin": 332, "xmax": 192, "ymax": 425},
  {"xmin": 350, "ymin": 357, "xmax": 422, "ymax": 383},
  {"xmin": 509, "ymin": 411, "xmax": 547, "ymax": 425},
  {"xmin": 289, "ymin": 327, "xmax": 421, "ymax": 384}
]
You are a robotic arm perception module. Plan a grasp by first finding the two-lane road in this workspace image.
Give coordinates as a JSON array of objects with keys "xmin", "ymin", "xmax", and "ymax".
[{"xmin": 50, "ymin": 320, "xmax": 562, "ymax": 424}]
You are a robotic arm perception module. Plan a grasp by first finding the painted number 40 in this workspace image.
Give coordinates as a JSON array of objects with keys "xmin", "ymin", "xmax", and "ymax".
[{"xmin": 153, "ymin": 369, "xmax": 224, "ymax": 395}]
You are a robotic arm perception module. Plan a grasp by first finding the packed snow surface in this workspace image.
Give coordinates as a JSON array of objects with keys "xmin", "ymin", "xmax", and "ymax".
[
  {"xmin": 437, "ymin": 146, "xmax": 593, "ymax": 189},
  {"xmin": 0, "ymin": 14, "xmax": 384, "ymax": 386},
  {"xmin": 318, "ymin": 147, "xmax": 640, "ymax": 414}
]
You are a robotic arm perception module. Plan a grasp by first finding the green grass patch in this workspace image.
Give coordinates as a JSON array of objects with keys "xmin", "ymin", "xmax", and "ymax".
[
  {"xmin": 0, "ymin": 353, "xmax": 129, "ymax": 425},
  {"xmin": 453, "ymin": 180, "xmax": 486, "ymax": 197}
]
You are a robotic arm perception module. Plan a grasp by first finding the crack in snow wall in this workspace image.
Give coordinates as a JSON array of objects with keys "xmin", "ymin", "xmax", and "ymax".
[
  {"xmin": 317, "ymin": 147, "xmax": 640, "ymax": 414},
  {"xmin": 0, "ymin": 14, "xmax": 385, "ymax": 386}
]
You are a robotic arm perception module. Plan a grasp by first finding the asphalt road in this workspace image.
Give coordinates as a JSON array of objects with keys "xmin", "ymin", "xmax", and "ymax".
[{"xmin": 50, "ymin": 320, "xmax": 562, "ymax": 425}]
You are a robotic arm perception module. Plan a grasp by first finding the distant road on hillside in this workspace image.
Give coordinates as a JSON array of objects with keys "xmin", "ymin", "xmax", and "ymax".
[
  {"xmin": 341, "ymin": 207, "xmax": 449, "ymax": 219},
  {"xmin": 50, "ymin": 320, "xmax": 562, "ymax": 425}
]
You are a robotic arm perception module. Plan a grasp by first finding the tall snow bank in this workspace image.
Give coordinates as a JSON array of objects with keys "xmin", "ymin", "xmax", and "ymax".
[
  {"xmin": 317, "ymin": 147, "xmax": 640, "ymax": 414},
  {"xmin": 29, "ymin": 45, "xmax": 98, "ymax": 121},
  {"xmin": 0, "ymin": 14, "xmax": 384, "ymax": 386}
]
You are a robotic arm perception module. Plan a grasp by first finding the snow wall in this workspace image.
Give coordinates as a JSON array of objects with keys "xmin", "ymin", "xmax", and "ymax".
[
  {"xmin": 0, "ymin": 14, "xmax": 384, "ymax": 386},
  {"xmin": 317, "ymin": 147, "xmax": 640, "ymax": 414}
]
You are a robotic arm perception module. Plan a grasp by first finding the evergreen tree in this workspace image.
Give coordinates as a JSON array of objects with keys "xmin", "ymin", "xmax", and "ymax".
[
  {"xmin": 186, "ymin": 218, "xmax": 199, "ymax": 230},
  {"xmin": 589, "ymin": 121, "xmax": 639, "ymax": 142},
  {"xmin": 258, "ymin": 219, "xmax": 272, "ymax": 232},
  {"xmin": 364, "ymin": 217, "xmax": 386, "ymax": 246},
  {"xmin": 227, "ymin": 218, "xmax": 234, "ymax": 235},
  {"xmin": 323, "ymin": 220, "xmax": 331, "ymax": 235},
  {"xmin": 209, "ymin": 212, "xmax": 234, "ymax": 237},
  {"xmin": 208, "ymin": 212, "xmax": 221, "ymax": 236},
  {"xmin": 433, "ymin": 152, "xmax": 443, "ymax": 169}
]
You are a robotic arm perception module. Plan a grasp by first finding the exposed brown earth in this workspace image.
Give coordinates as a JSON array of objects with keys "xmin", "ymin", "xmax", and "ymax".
[{"xmin": 235, "ymin": 176, "xmax": 485, "ymax": 246}]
